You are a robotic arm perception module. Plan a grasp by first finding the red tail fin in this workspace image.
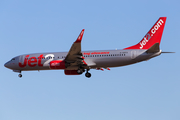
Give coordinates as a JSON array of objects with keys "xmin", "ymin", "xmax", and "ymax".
[{"xmin": 124, "ymin": 17, "xmax": 167, "ymax": 50}]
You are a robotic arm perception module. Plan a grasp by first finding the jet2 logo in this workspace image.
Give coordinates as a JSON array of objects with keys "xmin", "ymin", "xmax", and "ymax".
[
  {"xmin": 19, "ymin": 54, "xmax": 55, "ymax": 68},
  {"xmin": 139, "ymin": 19, "xmax": 164, "ymax": 49},
  {"xmin": 151, "ymin": 19, "xmax": 164, "ymax": 34},
  {"xmin": 140, "ymin": 33, "xmax": 151, "ymax": 49}
]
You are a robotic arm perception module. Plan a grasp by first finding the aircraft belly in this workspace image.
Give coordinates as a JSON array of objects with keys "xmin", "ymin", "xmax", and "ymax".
[{"xmin": 19, "ymin": 66, "xmax": 50, "ymax": 71}]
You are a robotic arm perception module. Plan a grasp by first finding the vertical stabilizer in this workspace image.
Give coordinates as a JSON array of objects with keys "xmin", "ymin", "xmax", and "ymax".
[{"xmin": 124, "ymin": 17, "xmax": 167, "ymax": 50}]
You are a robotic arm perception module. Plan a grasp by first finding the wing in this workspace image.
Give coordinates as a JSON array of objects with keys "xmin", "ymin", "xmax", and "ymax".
[{"xmin": 65, "ymin": 29, "xmax": 88, "ymax": 69}]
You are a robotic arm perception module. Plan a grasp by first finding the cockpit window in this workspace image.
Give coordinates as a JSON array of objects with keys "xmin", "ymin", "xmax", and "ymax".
[{"xmin": 11, "ymin": 58, "xmax": 15, "ymax": 61}]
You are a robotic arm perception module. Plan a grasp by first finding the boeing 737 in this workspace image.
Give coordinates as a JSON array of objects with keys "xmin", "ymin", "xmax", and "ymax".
[{"xmin": 4, "ymin": 17, "xmax": 169, "ymax": 78}]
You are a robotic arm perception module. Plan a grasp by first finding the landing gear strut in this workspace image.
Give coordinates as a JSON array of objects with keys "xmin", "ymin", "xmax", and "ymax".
[
  {"xmin": 18, "ymin": 74, "xmax": 22, "ymax": 78},
  {"xmin": 85, "ymin": 69, "xmax": 91, "ymax": 78}
]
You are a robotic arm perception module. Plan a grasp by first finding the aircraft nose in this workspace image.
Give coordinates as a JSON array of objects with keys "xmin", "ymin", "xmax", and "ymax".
[{"xmin": 4, "ymin": 62, "xmax": 10, "ymax": 68}]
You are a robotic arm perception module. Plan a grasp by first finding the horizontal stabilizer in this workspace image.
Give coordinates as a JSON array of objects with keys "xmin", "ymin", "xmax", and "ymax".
[
  {"xmin": 146, "ymin": 43, "xmax": 160, "ymax": 53},
  {"xmin": 161, "ymin": 52, "xmax": 175, "ymax": 53}
]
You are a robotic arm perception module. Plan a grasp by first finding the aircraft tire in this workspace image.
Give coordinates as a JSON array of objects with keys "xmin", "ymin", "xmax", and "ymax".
[
  {"xmin": 18, "ymin": 74, "xmax": 22, "ymax": 78},
  {"xmin": 85, "ymin": 72, "xmax": 91, "ymax": 78},
  {"xmin": 77, "ymin": 69, "xmax": 83, "ymax": 74}
]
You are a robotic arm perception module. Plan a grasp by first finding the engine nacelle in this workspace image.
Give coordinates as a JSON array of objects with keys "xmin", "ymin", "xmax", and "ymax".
[
  {"xmin": 50, "ymin": 60, "xmax": 65, "ymax": 69},
  {"xmin": 64, "ymin": 70, "xmax": 81, "ymax": 75}
]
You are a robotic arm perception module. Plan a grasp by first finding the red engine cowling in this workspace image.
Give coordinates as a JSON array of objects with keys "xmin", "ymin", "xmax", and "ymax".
[
  {"xmin": 64, "ymin": 70, "xmax": 81, "ymax": 75},
  {"xmin": 50, "ymin": 60, "xmax": 65, "ymax": 69}
]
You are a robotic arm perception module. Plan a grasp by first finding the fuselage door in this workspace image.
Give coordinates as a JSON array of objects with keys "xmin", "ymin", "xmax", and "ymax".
[
  {"xmin": 19, "ymin": 55, "xmax": 23, "ymax": 63},
  {"xmin": 131, "ymin": 50, "xmax": 136, "ymax": 59}
]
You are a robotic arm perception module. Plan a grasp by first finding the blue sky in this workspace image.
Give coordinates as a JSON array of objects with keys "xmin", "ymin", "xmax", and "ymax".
[{"xmin": 1, "ymin": 0, "xmax": 180, "ymax": 120}]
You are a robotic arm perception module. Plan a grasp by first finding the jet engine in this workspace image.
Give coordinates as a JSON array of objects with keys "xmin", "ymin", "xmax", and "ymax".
[{"xmin": 64, "ymin": 70, "xmax": 82, "ymax": 75}]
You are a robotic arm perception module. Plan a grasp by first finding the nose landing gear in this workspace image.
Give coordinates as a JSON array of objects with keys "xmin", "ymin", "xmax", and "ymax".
[
  {"xmin": 18, "ymin": 74, "xmax": 22, "ymax": 78},
  {"xmin": 13, "ymin": 70, "xmax": 22, "ymax": 78}
]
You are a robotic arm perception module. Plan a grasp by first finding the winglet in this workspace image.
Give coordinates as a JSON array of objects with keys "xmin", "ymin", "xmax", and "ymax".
[{"xmin": 75, "ymin": 29, "xmax": 85, "ymax": 43}]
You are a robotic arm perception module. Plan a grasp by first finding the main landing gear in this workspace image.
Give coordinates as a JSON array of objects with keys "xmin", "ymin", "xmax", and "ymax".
[
  {"xmin": 85, "ymin": 69, "xmax": 91, "ymax": 78},
  {"xmin": 85, "ymin": 72, "xmax": 91, "ymax": 78},
  {"xmin": 77, "ymin": 69, "xmax": 83, "ymax": 74},
  {"xmin": 77, "ymin": 68, "xmax": 91, "ymax": 78}
]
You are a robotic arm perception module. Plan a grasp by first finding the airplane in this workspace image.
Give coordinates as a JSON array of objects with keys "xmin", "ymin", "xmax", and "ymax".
[{"xmin": 4, "ymin": 17, "xmax": 170, "ymax": 78}]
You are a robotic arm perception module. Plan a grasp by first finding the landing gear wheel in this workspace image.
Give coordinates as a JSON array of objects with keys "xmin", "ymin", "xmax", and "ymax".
[
  {"xmin": 18, "ymin": 74, "xmax": 22, "ymax": 78},
  {"xmin": 85, "ymin": 72, "xmax": 91, "ymax": 78},
  {"xmin": 77, "ymin": 69, "xmax": 83, "ymax": 74}
]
